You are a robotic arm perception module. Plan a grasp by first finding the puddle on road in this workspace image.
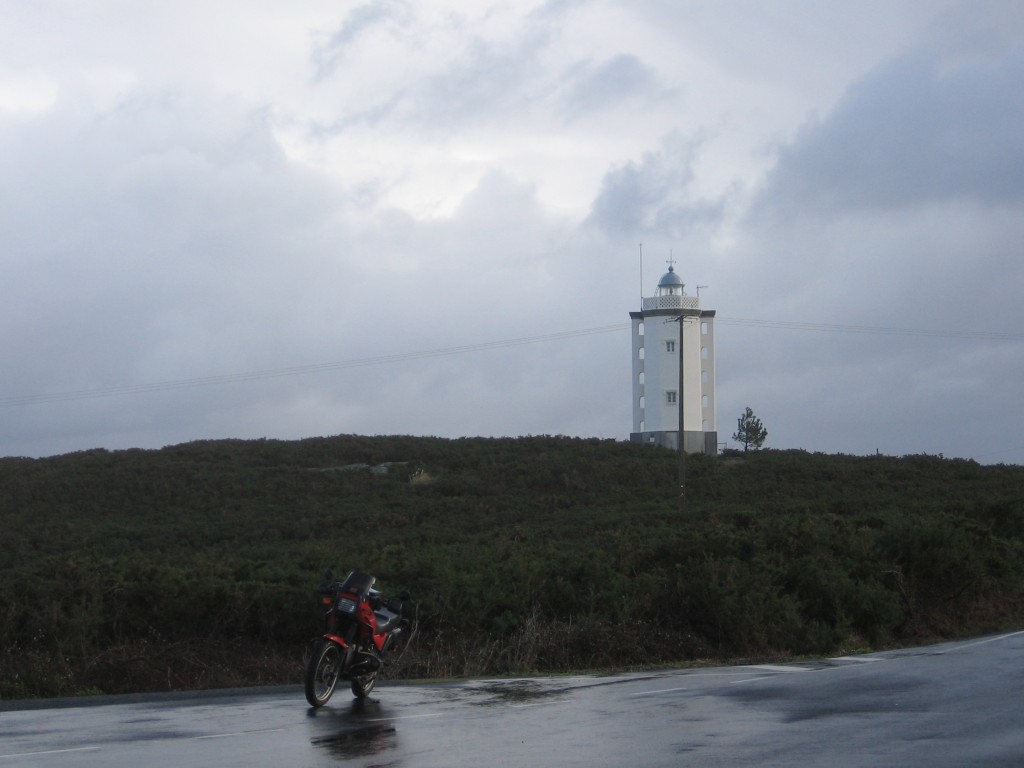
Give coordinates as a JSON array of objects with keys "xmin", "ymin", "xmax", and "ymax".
[
  {"xmin": 311, "ymin": 722, "xmax": 398, "ymax": 759},
  {"xmin": 307, "ymin": 697, "xmax": 402, "ymax": 760},
  {"xmin": 468, "ymin": 680, "xmax": 570, "ymax": 707}
]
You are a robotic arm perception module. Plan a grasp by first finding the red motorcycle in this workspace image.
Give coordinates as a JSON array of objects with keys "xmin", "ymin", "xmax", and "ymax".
[{"xmin": 304, "ymin": 569, "xmax": 408, "ymax": 707}]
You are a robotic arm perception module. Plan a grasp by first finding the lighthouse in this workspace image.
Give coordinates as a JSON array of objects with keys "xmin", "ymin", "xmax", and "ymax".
[{"xmin": 629, "ymin": 261, "xmax": 717, "ymax": 454}]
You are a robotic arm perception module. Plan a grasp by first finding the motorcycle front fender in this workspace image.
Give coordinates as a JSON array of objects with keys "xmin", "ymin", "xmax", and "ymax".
[{"xmin": 318, "ymin": 634, "xmax": 355, "ymax": 673}]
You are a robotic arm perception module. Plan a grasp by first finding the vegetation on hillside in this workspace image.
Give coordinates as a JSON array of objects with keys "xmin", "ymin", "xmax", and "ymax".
[{"xmin": 1, "ymin": 436, "xmax": 1022, "ymax": 699}]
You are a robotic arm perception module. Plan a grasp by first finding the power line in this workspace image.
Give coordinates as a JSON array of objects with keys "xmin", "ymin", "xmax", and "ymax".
[
  {"xmin": 716, "ymin": 317, "xmax": 1024, "ymax": 341},
  {"xmin": 0, "ymin": 324, "xmax": 626, "ymax": 408},
  {"xmin": 1, "ymin": 317, "xmax": 1019, "ymax": 408}
]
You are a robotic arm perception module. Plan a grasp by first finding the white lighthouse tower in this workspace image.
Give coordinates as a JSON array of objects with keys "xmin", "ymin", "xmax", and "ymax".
[{"xmin": 629, "ymin": 261, "xmax": 717, "ymax": 454}]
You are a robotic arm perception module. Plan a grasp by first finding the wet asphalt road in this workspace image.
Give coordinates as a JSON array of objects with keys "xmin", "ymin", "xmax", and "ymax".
[{"xmin": 2, "ymin": 631, "xmax": 1022, "ymax": 767}]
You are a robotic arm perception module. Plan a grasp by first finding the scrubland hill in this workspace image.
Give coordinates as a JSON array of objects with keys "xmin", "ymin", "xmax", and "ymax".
[{"xmin": 2, "ymin": 435, "xmax": 1021, "ymax": 698}]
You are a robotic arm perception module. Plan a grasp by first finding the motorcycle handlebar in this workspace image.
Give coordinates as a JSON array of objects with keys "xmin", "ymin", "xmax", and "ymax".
[{"xmin": 313, "ymin": 569, "xmax": 412, "ymax": 604}]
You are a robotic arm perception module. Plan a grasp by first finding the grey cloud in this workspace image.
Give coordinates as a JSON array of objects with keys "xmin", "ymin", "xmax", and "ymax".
[
  {"xmin": 1, "ymin": 88, "xmax": 353, "ymax": 453},
  {"xmin": 308, "ymin": 37, "xmax": 546, "ymax": 135},
  {"xmin": 706, "ymin": 37, "xmax": 1024, "ymax": 463},
  {"xmin": 0, "ymin": 87, "xmax": 636, "ymax": 457},
  {"xmin": 414, "ymin": 40, "xmax": 547, "ymax": 125},
  {"xmin": 311, "ymin": 3, "xmax": 654, "ymax": 134},
  {"xmin": 313, "ymin": 0, "xmax": 412, "ymax": 81},
  {"xmin": 585, "ymin": 133, "xmax": 724, "ymax": 238},
  {"xmin": 559, "ymin": 54, "xmax": 667, "ymax": 119},
  {"xmin": 308, "ymin": 6, "xmax": 667, "ymax": 138},
  {"xmin": 756, "ymin": 47, "xmax": 1024, "ymax": 216},
  {"xmin": 5, "ymin": 2, "xmax": 1022, "ymax": 464}
]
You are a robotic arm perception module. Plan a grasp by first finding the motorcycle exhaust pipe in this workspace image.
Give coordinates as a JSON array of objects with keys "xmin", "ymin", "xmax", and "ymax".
[{"xmin": 349, "ymin": 651, "xmax": 382, "ymax": 673}]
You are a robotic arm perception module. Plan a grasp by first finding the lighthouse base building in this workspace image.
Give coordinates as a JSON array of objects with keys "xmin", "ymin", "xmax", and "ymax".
[{"xmin": 629, "ymin": 264, "xmax": 717, "ymax": 455}]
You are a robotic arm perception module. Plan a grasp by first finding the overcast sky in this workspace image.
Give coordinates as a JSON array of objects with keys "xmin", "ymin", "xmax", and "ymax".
[{"xmin": 2, "ymin": 0, "xmax": 1022, "ymax": 463}]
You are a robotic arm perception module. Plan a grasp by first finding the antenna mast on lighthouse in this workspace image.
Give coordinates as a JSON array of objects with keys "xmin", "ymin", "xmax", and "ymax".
[{"xmin": 638, "ymin": 243, "xmax": 644, "ymax": 310}]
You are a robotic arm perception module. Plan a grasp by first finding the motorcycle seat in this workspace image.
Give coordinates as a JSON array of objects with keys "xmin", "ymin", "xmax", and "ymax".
[{"xmin": 375, "ymin": 607, "xmax": 401, "ymax": 634}]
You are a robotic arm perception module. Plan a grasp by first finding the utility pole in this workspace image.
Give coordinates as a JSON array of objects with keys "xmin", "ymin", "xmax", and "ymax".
[{"xmin": 673, "ymin": 312, "xmax": 686, "ymax": 511}]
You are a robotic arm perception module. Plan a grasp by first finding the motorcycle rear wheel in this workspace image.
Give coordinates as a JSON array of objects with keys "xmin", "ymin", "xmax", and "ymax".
[
  {"xmin": 305, "ymin": 639, "xmax": 342, "ymax": 707},
  {"xmin": 351, "ymin": 671, "xmax": 377, "ymax": 699}
]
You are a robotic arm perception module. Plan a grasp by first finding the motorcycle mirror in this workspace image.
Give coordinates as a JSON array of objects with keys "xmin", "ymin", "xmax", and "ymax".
[
  {"xmin": 323, "ymin": 568, "xmax": 333, "ymax": 581},
  {"xmin": 398, "ymin": 590, "xmax": 411, "ymax": 601}
]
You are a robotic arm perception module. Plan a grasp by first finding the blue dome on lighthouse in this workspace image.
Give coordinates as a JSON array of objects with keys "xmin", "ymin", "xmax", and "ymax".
[{"xmin": 658, "ymin": 265, "xmax": 684, "ymax": 289}]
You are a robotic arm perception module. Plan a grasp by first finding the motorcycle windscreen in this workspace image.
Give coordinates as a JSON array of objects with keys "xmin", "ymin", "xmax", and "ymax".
[{"xmin": 340, "ymin": 570, "xmax": 376, "ymax": 598}]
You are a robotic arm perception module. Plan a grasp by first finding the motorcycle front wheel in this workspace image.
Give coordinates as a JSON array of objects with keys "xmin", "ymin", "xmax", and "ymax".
[{"xmin": 305, "ymin": 639, "xmax": 342, "ymax": 707}]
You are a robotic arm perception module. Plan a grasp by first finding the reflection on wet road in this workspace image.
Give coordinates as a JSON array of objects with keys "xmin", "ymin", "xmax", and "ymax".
[
  {"xmin": 3, "ymin": 632, "xmax": 1023, "ymax": 767},
  {"xmin": 306, "ymin": 697, "xmax": 434, "ymax": 762}
]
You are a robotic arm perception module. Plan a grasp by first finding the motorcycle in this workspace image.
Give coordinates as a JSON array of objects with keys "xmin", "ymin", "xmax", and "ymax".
[{"xmin": 304, "ymin": 568, "xmax": 408, "ymax": 707}]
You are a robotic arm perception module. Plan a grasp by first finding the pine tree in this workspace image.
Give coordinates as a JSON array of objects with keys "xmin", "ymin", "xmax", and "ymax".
[{"xmin": 732, "ymin": 407, "xmax": 767, "ymax": 451}]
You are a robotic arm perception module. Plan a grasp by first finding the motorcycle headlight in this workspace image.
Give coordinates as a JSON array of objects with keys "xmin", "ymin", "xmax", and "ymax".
[{"xmin": 337, "ymin": 597, "xmax": 358, "ymax": 613}]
